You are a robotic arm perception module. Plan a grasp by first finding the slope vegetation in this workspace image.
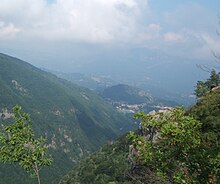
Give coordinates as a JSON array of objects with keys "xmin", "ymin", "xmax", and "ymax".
[
  {"xmin": 60, "ymin": 134, "xmax": 164, "ymax": 184},
  {"xmin": 61, "ymin": 87, "xmax": 220, "ymax": 184},
  {"xmin": 0, "ymin": 53, "xmax": 133, "ymax": 183}
]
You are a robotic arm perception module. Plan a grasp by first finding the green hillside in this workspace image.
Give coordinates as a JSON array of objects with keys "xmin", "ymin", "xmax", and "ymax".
[
  {"xmin": 102, "ymin": 84, "xmax": 179, "ymax": 108},
  {"xmin": 0, "ymin": 53, "xmax": 133, "ymax": 184},
  {"xmin": 60, "ymin": 134, "xmax": 165, "ymax": 184},
  {"xmin": 61, "ymin": 87, "xmax": 220, "ymax": 184},
  {"xmin": 102, "ymin": 84, "xmax": 153, "ymax": 104}
]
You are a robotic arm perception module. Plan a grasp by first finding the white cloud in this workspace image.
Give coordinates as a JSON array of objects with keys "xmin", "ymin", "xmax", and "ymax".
[
  {"xmin": 0, "ymin": 0, "xmax": 219, "ymax": 62},
  {"xmin": 0, "ymin": 0, "xmax": 148, "ymax": 43},
  {"xmin": 153, "ymin": 2, "xmax": 220, "ymax": 60},
  {"xmin": 158, "ymin": 29, "xmax": 220, "ymax": 60},
  {"xmin": 0, "ymin": 21, "xmax": 20, "ymax": 38},
  {"xmin": 192, "ymin": 33, "xmax": 220, "ymax": 59}
]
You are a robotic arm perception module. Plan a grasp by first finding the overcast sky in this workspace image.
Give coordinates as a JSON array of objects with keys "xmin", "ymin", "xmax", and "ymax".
[{"xmin": 0, "ymin": 0, "xmax": 220, "ymax": 70}]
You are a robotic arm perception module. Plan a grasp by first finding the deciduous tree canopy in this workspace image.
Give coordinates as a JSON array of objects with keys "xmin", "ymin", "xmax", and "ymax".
[
  {"xmin": 0, "ymin": 105, "xmax": 52, "ymax": 184},
  {"xmin": 128, "ymin": 107, "xmax": 219, "ymax": 183}
]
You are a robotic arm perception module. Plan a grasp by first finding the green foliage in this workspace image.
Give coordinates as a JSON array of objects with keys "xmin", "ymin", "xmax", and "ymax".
[
  {"xmin": 0, "ymin": 105, "xmax": 52, "ymax": 183},
  {"xmin": 61, "ymin": 133, "xmax": 167, "ymax": 184},
  {"xmin": 207, "ymin": 70, "xmax": 220, "ymax": 88},
  {"xmin": 194, "ymin": 69, "xmax": 220, "ymax": 98},
  {"xmin": 190, "ymin": 87, "xmax": 220, "ymax": 136},
  {"xmin": 60, "ymin": 135, "xmax": 131, "ymax": 184},
  {"xmin": 128, "ymin": 107, "xmax": 219, "ymax": 183},
  {"xmin": 189, "ymin": 88, "xmax": 220, "ymax": 183},
  {"xmin": 194, "ymin": 81, "xmax": 209, "ymax": 98}
]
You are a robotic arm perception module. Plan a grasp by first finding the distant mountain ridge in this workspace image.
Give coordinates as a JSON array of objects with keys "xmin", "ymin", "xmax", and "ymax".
[
  {"xmin": 49, "ymin": 69, "xmax": 194, "ymax": 107},
  {"xmin": 51, "ymin": 71, "xmax": 117, "ymax": 93},
  {"xmin": 101, "ymin": 84, "xmax": 179, "ymax": 111},
  {"xmin": 102, "ymin": 84, "xmax": 153, "ymax": 104},
  {"xmin": 0, "ymin": 53, "xmax": 134, "ymax": 184}
]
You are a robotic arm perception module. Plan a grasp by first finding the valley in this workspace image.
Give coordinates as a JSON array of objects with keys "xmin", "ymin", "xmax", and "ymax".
[{"xmin": 0, "ymin": 1, "xmax": 219, "ymax": 183}]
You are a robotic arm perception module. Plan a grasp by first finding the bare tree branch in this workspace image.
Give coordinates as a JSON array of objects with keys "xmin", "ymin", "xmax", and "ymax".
[
  {"xmin": 196, "ymin": 64, "xmax": 211, "ymax": 73},
  {"xmin": 212, "ymin": 50, "xmax": 220, "ymax": 64}
]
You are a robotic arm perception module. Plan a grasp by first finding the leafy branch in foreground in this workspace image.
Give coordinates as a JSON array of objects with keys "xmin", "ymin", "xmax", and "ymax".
[
  {"xmin": 0, "ymin": 105, "xmax": 52, "ymax": 184},
  {"xmin": 128, "ymin": 107, "xmax": 219, "ymax": 184}
]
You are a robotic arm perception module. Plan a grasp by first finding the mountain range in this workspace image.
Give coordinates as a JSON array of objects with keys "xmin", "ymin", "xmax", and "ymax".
[
  {"xmin": 0, "ymin": 53, "xmax": 134, "ymax": 184},
  {"xmin": 50, "ymin": 69, "xmax": 195, "ymax": 107}
]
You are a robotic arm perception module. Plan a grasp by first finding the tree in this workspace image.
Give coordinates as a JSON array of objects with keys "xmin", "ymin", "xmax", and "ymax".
[
  {"xmin": 206, "ymin": 69, "xmax": 220, "ymax": 89},
  {"xmin": 0, "ymin": 105, "xmax": 52, "ymax": 184},
  {"xmin": 194, "ymin": 81, "xmax": 209, "ymax": 98},
  {"xmin": 128, "ymin": 107, "xmax": 219, "ymax": 183},
  {"xmin": 194, "ymin": 69, "xmax": 220, "ymax": 98}
]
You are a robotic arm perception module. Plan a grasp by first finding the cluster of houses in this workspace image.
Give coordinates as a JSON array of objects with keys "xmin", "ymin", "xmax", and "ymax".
[{"xmin": 110, "ymin": 101, "xmax": 172, "ymax": 114}]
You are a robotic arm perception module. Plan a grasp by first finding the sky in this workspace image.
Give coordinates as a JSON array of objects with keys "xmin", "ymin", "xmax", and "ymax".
[{"xmin": 0, "ymin": 0, "xmax": 220, "ymax": 71}]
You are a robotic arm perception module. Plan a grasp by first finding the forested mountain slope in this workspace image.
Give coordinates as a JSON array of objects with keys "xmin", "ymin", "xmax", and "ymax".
[
  {"xmin": 60, "ymin": 134, "xmax": 165, "ymax": 184},
  {"xmin": 0, "ymin": 53, "xmax": 133, "ymax": 183}
]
